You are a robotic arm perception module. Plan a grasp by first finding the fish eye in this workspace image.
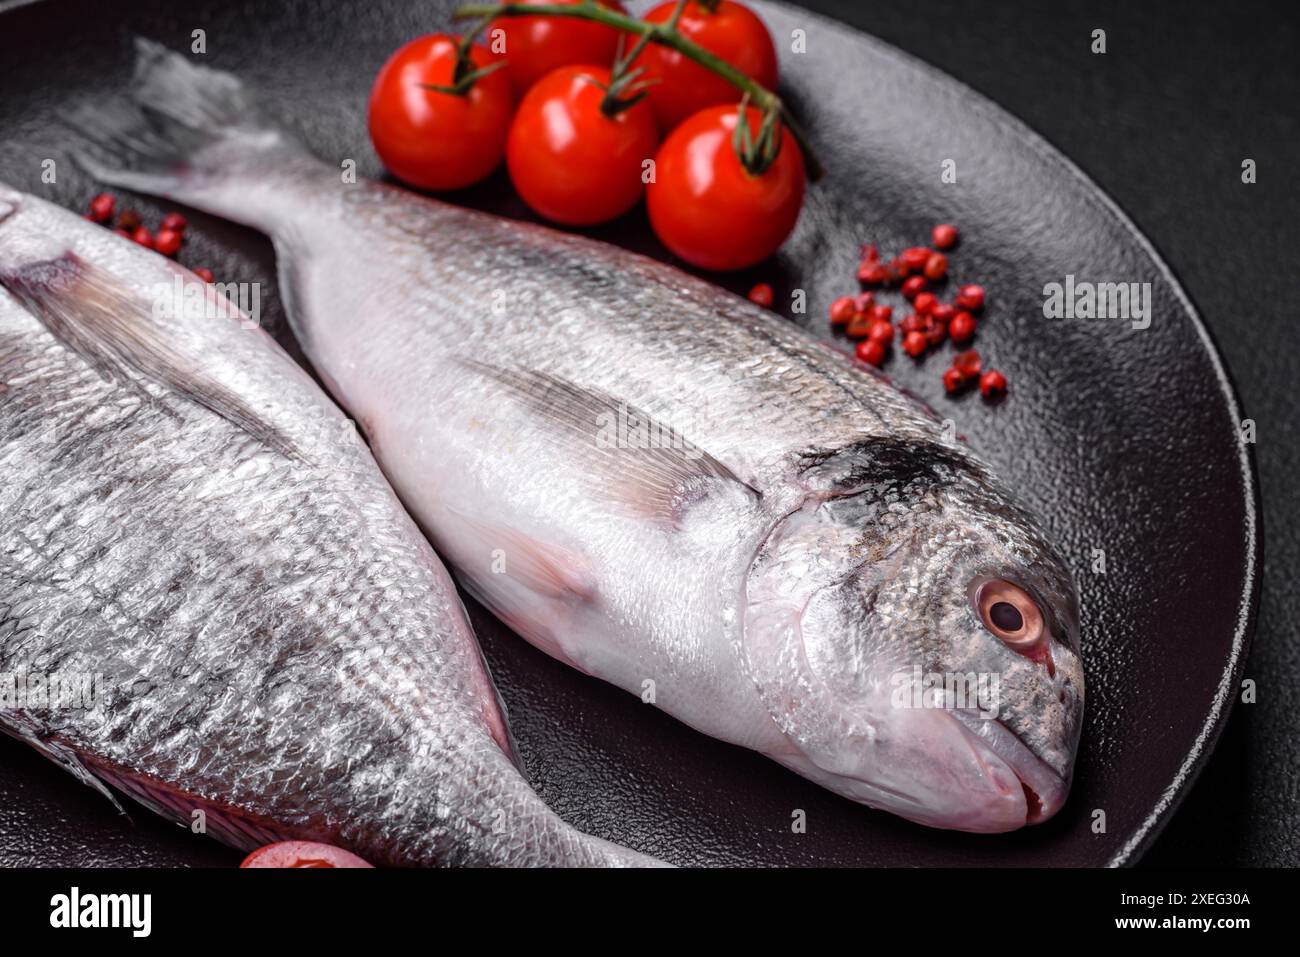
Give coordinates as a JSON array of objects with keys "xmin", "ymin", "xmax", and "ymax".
[
  {"xmin": 990, "ymin": 601, "xmax": 1023, "ymax": 632},
  {"xmin": 976, "ymin": 580, "xmax": 1044, "ymax": 650}
]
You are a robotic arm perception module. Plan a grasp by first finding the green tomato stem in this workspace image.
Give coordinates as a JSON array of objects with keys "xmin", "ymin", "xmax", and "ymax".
[{"xmin": 454, "ymin": 0, "xmax": 825, "ymax": 180}]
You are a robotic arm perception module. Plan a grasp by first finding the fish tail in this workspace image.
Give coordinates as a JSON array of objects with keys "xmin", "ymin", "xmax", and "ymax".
[{"xmin": 71, "ymin": 37, "xmax": 317, "ymax": 232}]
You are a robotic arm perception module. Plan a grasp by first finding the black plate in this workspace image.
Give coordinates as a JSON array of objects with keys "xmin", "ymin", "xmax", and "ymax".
[{"xmin": 0, "ymin": 0, "xmax": 1259, "ymax": 867}]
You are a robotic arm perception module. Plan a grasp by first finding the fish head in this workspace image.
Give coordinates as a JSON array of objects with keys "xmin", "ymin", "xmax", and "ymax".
[{"xmin": 743, "ymin": 438, "xmax": 1083, "ymax": 832}]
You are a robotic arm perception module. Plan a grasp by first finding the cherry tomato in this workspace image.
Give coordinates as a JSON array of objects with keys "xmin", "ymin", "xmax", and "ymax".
[
  {"xmin": 368, "ymin": 34, "xmax": 514, "ymax": 192},
  {"xmin": 240, "ymin": 841, "xmax": 373, "ymax": 868},
  {"xmin": 491, "ymin": 0, "xmax": 628, "ymax": 94},
  {"xmin": 507, "ymin": 65, "xmax": 659, "ymax": 226},
  {"xmin": 647, "ymin": 104, "xmax": 804, "ymax": 271},
  {"xmin": 632, "ymin": 1, "xmax": 778, "ymax": 131}
]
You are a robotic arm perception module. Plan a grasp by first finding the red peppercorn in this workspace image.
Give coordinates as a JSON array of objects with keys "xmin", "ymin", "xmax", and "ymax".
[
  {"xmin": 88, "ymin": 193, "xmax": 115, "ymax": 223},
  {"xmin": 860, "ymin": 243, "xmax": 879, "ymax": 262},
  {"xmin": 884, "ymin": 258, "xmax": 909, "ymax": 285},
  {"xmin": 869, "ymin": 303, "xmax": 893, "ymax": 324},
  {"xmin": 902, "ymin": 330, "xmax": 927, "ymax": 358},
  {"xmin": 858, "ymin": 262, "xmax": 888, "ymax": 285},
  {"xmin": 980, "ymin": 369, "xmax": 1007, "ymax": 398},
  {"xmin": 900, "ymin": 313, "xmax": 925, "ymax": 334},
  {"xmin": 193, "ymin": 267, "xmax": 215, "ymax": 283},
  {"xmin": 949, "ymin": 311, "xmax": 977, "ymax": 343},
  {"xmin": 154, "ymin": 228, "xmax": 183, "ymax": 257},
  {"xmin": 932, "ymin": 223, "xmax": 959, "ymax": 250},
  {"xmin": 748, "ymin": 282, "xmax": 774, "ymax": 308},
  {"xmin": 953, "ymin": 350, "xmax": 982, "ymax": 377},
  {"xmin": 901, "ymin": 246, "xmax": 931, "ymax": 273},
  {"xmin": 923, "ymin": 252, "xmax": 948, "ymax": 281},
  {"xmin": 160, "ymin": 211, "xmax": 188, "ymax": 233},
  {"xmin": 931, "ymin": 302, "xmax": 956, "ymax": 325},
  {"xmin": 829, "ymin": 296, "xmax": 857, "ymax": 325},
  {"xmin": 923, "ymin": 316, "xmax": 946, "ymax": 346},
  {"xmin": 901, "ymin": 275, "xmax": 928, "ymax": 300},
  {"xmin": 913, "ymin": 291, "xmax": 937, "ymax": 316},
  {"xmin": 845, "ymin": 312, "xmax": 874, "ymax": 339},
  {"xmin": 854, "ymin": 292, "xmax": 875, "ymax": 312},
  {"xmin": 956, "ymin": 284, "xmax": 986, "ymax": 311},
  {"xmin": 118, "ymin": 209, "xmax": 142, "ymax": 231},
  {"xmin": 867, "ymin": 319, "xmax": 895, "ymax": 345},
  {"xmin": 856, "ymin": 338, "xmax": 887, "ymax": 367},
  {"xmin": 130, "ymin": 226, "xmax": 154, "ymax": 249},
  {"xmin": 943, "ymin": 366, "xmax": 968, "ymax": 393}
]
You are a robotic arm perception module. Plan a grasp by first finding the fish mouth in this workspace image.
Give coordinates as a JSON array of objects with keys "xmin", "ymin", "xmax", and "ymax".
[{"xmin": 948, "ymin": 708, "xmax": 1070, "ymax": 825}]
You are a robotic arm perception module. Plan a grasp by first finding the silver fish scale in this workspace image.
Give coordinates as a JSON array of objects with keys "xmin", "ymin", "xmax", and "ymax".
[
  {"xmin": 0, "ymin": 195, "xmax": 653, "ymax": 866},
  {"xmin": 363, "ymin": 184, "xmax": 938, "ymax": 483},
  {"xmin": 0, "ymin": 317, "xmax": 458, "ymax": 861}
]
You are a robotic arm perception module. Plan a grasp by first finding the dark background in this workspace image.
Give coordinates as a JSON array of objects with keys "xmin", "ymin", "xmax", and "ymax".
[
  {"xmin": 0, "ymin": 0, "xmax": 1293, "ymax": 867},
  {"xmin": 789, "ymin": 0, "xmax": 1296, "ymax": 866}
]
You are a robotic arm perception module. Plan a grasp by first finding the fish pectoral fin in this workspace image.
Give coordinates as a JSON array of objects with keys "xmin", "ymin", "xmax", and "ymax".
[
  {"xmin": 459, "ymin": 359, "xmax": 759, "ymax": 527},
  {"xmin": 0, "ymin": 252, "xmax": 298, "ymax": 459}
]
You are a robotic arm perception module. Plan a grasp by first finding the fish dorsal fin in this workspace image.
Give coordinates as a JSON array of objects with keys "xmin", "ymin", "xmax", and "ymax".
[
  {"xmin": 460, "ymin": 359, "xmax": 758, "ymax": 526},
  {"xmin": 0, "ymin": 252, "xmax": 298, "ymax": 459}
]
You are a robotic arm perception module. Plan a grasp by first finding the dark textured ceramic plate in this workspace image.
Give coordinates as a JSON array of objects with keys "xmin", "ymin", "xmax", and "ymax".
[{"xmin": 0, "ymin": 0, "xmax": 1259, "ymax": 867}]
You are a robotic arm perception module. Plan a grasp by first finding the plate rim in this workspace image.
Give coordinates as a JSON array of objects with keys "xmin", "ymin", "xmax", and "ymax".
[
  {"xmin": 0, "ymin": 0, "xmax": 1263, "ymax": 868},
  {"xmin": 768, "ymin": 0, "xmax": 1262, "ymax": 866}
]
